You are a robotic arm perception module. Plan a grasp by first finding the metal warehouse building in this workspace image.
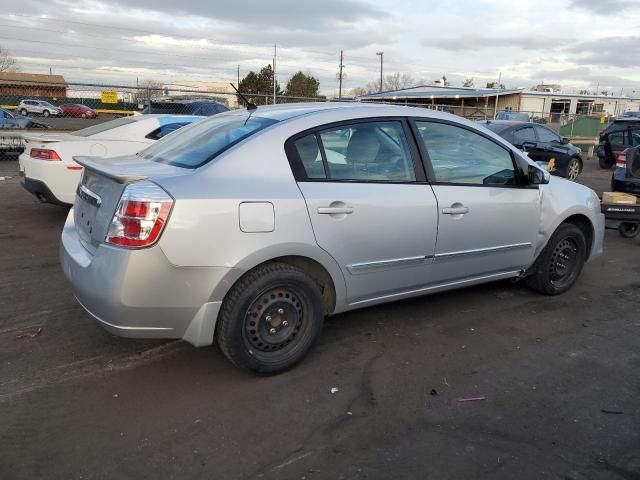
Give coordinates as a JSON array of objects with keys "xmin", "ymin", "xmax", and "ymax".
[{"xmin": 358, "ymin": 85, "xmax": 640, "ymax": 119}]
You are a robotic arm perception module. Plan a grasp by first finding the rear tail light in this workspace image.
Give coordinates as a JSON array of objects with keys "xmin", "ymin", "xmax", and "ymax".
[
  {"xmin": 106, "ymin": 181, "xmax": 173, "ymax": 248},
  {"xmin": 30, "ymin": 148, "xmax": 61, "ymax": 161},
  {"xmin": 615, "ymin": 149, "xmax": 628, "ymax": 169}
]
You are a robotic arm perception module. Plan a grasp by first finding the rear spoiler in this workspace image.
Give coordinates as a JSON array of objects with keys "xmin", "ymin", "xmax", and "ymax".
[
  {"xmin": 22, "ymin": 133, "xmax": 67, "ymax": 143},
  {"xmin": 73, "ymin": 156, "xmax": 148, "ymax": 184}
]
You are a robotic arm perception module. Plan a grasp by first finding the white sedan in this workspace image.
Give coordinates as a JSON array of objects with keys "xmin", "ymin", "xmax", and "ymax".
[{"xmin": 19, "ymin": 114, "xmax": 202, "ymax": 205}]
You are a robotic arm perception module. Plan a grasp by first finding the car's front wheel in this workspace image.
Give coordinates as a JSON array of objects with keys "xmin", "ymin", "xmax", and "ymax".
[
  {"xmin": 526, "ymin": 223, "xmax": 587, "ymax": 295},
  {"xmin": 42, "ymin": 110, "xmax": 50, "ymax": 117},
  {"xmin": 217, "ymin": 262, "xmax": 325, "ymax": 373}
]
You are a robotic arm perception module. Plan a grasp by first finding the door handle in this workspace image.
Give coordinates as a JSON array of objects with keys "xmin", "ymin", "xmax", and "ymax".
[
  {"xmin": 442, "ymin": 206, "xmax": 469, "ymax": 215},
  {"xmin": 318, "ymin": 206, "xmax": 354, "ymax": 215}
]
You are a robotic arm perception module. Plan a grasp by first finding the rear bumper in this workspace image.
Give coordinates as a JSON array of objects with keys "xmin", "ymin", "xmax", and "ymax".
[
  {"xmin": 19, "ymin": 153, "xmax": 80, "ymax": 205},
  {"xmin": 60, "ymin": 209, "xmax": 230, "ymax": 347},
  {"xmin": 612, "ymin": 168, "xmax": 640, "ymax": 195},
  {"xmin": 21, "ymin": 177, "xmax": 68, "ymax": 205}
]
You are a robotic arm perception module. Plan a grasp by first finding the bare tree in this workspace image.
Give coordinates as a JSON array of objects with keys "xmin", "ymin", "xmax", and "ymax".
[
  {"xmin": 135, "ymin": 79, "xmax": 165, "ymax": 101},
  {"xmin": 0, "ymin": 46, "xmax": 19, "ymax": 72},
  {"xmin": 384, "ymin": 72, "xmax": 416, "ymax": 91}
]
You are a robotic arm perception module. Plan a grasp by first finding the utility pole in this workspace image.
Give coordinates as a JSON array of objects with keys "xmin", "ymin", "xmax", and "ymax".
[
  {"xmin": 338, "ymin": 50, "xmax": 344, "ymax": 99},
  {"xmin": 237, "ymin": 65, "xmax": 240, "ymax": 87},
  {"xmin": 273, "ymin": 44, "xmax": 277, "ymax": 105},
  {"xmin": 376, "ymin": 52, "xmax": 384, "ymax": 92},
  {"xmin": 493, "ymin": 71, "xmax": 502, "ymax": 118}
]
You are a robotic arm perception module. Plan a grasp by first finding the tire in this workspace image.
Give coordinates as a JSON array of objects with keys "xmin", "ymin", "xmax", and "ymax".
[
  {"xmin": 526, "ymin": 223, "xmax": 587, "ymax": 295},
  {"xmin": 217, "ymin": 262, "xmax": 325, "ymax": 374},
  {"xmin": 565, "ymin": 157, "xmax": 581, "ymax": 181},
  {"xmin": 618, "ymin": 223, "xmax": 640, "ymax": 239},
  {"xmin": 42, "ymin": 110, "xmax": 50, "ymax": 117},
  {"xmin": 599, "ymin": 155, "xmax": 614, "ymax": 169},
  {"xmin": 81, "ymin": 113, "xmax": 87, "ymax": 118},
  {"xmin": 20, "ymin": 108, "xmax": 28, "ymax": 116}
]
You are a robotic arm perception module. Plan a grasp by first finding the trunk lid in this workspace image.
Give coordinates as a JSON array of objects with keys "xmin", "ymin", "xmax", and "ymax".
[{"xmin": 72, "ymin": 155, "xmax": 189, "ymax": 253}]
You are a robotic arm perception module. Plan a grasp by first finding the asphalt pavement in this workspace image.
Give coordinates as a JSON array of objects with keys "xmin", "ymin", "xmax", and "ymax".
[{"xmin": 0, "ymin": 157, "xmax": 639, "ymax": 480}]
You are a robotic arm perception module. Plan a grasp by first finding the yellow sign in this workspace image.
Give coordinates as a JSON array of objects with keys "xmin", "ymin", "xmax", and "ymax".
[
  {"xmin": 600, "ymin": 116, "xmax": 606, "ymax": 124},
  {"xmin": 101, "ymin": 91, "xmax": 118, "ymax": 104},
  {"xmin": 547, "ymin": 158, "xmax": 556, "ymax": 172}
]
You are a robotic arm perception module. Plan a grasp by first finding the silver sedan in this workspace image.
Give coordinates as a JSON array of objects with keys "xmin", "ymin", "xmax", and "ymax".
[{"xmin": 60, "ymin": 103, "xmax": 605, "ymax": 373}]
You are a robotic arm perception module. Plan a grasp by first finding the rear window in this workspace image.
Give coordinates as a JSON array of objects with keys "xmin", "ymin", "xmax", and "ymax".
[
  {"xmin": 141, "ymin": 114, "xmax": 277, "ymax": 169},
  {"xmin": 71, "ymin": 117, "xmax": 137, "ymax": 137}
]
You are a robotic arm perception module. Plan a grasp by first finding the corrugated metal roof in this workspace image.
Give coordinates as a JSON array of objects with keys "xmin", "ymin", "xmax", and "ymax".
[{"xmin": 359, "ymin": 85, "xmax": 522, "ymax": 100}]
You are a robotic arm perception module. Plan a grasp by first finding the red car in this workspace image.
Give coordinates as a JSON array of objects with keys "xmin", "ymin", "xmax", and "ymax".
[{"xmin": 59, "ymin": 104, "xmax": 98, "ymax": 118}]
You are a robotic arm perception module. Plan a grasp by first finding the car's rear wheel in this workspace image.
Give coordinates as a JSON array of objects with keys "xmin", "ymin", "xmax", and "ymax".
[
  {"xmin": 618, "ymin": 222, "xmax": 640, "ymax": 239},
  {"xmin": 217, "ymin": 262, "xmax": 325, "ymax": 373},
  {"xmin": 526, "ymin": 223, "xmax": 587, "ymax": 295},
  {"xmin": 565, "ymin": 157, "xmax": 581, "ymax": 181},
  {"xmin": 81, "ymin": 113, "xmax": 87, "ymax": 118},
  {"xmin": 20, "ymin": 108, "xmax": 28, "ymax": 116}
]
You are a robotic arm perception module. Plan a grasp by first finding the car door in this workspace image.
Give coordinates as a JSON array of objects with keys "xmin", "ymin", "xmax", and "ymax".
[
  {"xmin": 287, "ymin": 119, "xmax": 439, "ymax": 304},
  {"xmin": 534, "ymin": 125, "xmax": 571, "ymax": 172},
  {"xmin": 412, "ymin": 119, "xmax": 540, "ymax": 282}
]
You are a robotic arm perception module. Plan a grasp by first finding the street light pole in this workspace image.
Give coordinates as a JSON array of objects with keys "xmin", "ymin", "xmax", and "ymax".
[{"xmin": 376, "ymin": 52, "xmax": 384, "ymax": 92}]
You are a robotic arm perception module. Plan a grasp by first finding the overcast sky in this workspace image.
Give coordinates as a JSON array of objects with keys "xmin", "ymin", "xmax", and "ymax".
[{"xmin": 1, "ymin": 0, "xmax": 639, "ymax": 95}]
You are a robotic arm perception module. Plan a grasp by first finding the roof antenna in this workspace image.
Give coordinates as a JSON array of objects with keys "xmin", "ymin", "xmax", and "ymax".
[{"xmin": 230, "ymin": 83, "xmax": 257, "ymax": 111}]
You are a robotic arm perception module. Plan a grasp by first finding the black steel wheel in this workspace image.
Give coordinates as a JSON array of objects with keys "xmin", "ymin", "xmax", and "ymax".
[
  {"xmin": 618, "ymin": 222, "xmax": 640, "ymax": 239},
  {"xmin": 526, "ymin": 223, "xmax": 587, "ymax": 295},
  {"xmin": 217, "ymin": 262, "xmax": 325, "ymax": 373}
]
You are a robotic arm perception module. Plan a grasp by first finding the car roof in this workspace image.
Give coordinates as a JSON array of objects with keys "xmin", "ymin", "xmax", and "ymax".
[{"xmin": 220, "ymin": 102, "xmax": 478, "ymax": 123}]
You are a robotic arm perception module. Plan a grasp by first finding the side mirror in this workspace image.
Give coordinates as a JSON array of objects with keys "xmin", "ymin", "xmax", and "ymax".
[
  {"xmin": 561, "ymin": 137, "xmax": 570, "ymax": 144},
  {"xmin": 528, "ymin": 164, "xmax": 550, "ymax": 185}
]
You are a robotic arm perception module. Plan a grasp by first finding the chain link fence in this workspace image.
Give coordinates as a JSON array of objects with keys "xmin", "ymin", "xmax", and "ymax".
[{"xmin": 0, "ymin": 77, "xmax": 621, "ymax": 160}]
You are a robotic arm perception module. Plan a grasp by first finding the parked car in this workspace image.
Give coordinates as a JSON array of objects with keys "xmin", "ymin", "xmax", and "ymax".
[
  {"xmin": 621, "ymin": 111, "xmax": 640, "ymax": 119},
  {"xmin": 59, "ymin": 104, "xmax": 98, "ymax": 118},
  {"xmin": 18, "ymin": 100, "xmax": 63, "ymax": 117},
  {"xmin": 611, "ymin": 146, "xmax": 640, "ymax": 196},
  {"xmin": 0, "ymin": 108, "xmax": 49, "ymax": 129},
  {"xmin": 482, "ymin": 120, "xmax": 583, "ymax": 180},
  {"xmin": 596, "ymin": 118, "xmax": 640, "ymax": 169},
  {"xmin": 141, "ymin": 99, "xmax": 229, "ymax": 116},
  {"xmin": 19, "ymin": 114, "xmax": 202, "ymax": 205},
  {"xmin": 60, "ymin": 104, "xmax": 605, "ymax": 373}
]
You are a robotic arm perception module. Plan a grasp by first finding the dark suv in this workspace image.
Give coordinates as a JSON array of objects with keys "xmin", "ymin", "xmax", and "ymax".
[
  {"xmin": 142, "ymin": 100, "xmax": 229, "ymax": 116},
  {"xmin": 612, "ymin": 145, "xmax": 640, "ymax": 196},
  {"xmin": 596, "ymin": 118, "xmax": 640, "ymax": 169},
  {"xmin": 483, "ymin": 120, "xmax": 583, "ymax": 180}
]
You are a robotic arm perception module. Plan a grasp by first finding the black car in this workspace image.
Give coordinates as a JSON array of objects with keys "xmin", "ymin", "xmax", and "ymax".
[
  {"xmin": 482, "ymin": 120, "xmax": 583, "ymax": 181},
  {"xmin": 611, "ymin": 145, "xmax": 640, "ymax": 196},
  {"xmin": 596, "ymin": 118, "xmax": 640, "ymax": 169},
  {"xmin": 142, "ymin": 100, "xmax": 229, "ymax": 116}
]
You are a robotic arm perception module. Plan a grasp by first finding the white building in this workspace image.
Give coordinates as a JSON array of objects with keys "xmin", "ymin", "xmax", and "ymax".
[{"xmin": 519, "ymin": 91, "xmax": 640, "ymax": 117}]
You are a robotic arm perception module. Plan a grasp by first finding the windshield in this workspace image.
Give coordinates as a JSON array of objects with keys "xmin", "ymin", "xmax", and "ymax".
[
  {"xmin": 141, "ymin": 114, "xmax": 277, "ymax": 169},
  {"xmin": 483, "ymin": 122, "xmax": 510, "ymax": 134},
  {"xmin": 71, "ymin": 117, "xmax": 137, "ymax": 137}
]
